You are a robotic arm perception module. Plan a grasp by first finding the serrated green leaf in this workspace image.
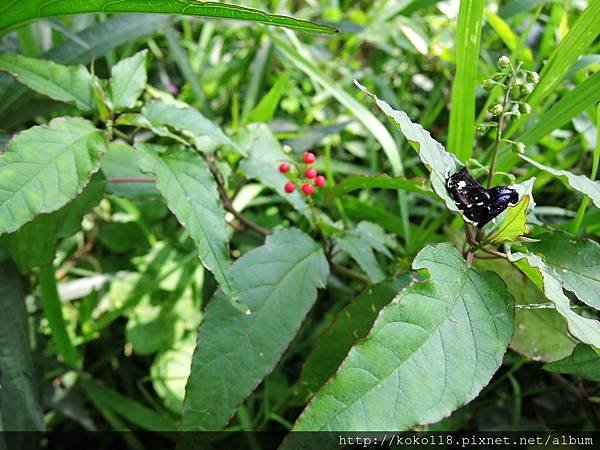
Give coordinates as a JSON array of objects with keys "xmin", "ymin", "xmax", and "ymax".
[
  {"xmin": 0, "ymin": 172, "xmax": 105, "ymax": 272},
  {"xmin": 237, "ymin": 123, "xmax": 309, "ymax": 216},
  {"xmin": 109, "ymin": 50, "xmax": 147, "ymax": 112},
  {"xmin": 293, "ymin": 243, "xmax": 514, "ymax": 431},
  {"xmin": 101, "ymin": 142, "xmax": 158, "ymax": 198},
  {"xmin": 0, "ymin": 261, "xmax": 45, "ymax": 431},
  {"xmin": 544, "ymin": 344, "xmax": 600, "ymax": 381},
  {"xmin": 528, "ymin": 230, "xmax": 600, "ymax": 310},
  {"xmin": 134, "ymin": 143, "xmax": 234, "ymax": 300},
  {"xmin": 181, "ymin": 229, "xmax": 329, "ymax": 431},
  {"xmin": 0, "ymin": 54, "xmax": 95, "ymax": 110},
  {"xmin": 335, "ymin": 232, "xmax": 385, "ymax": 283},
  {"xmin": 326, "ymin": 174, "xmax": 433, "ymax": 202},
  {"xmin": 294, "ymin": 276, "xmax": 414, "ymax": 405},
  {"xmin": 0, "ymin": 1, "xmax": 337, "ymax": 36},
  {"xmin": 141, "ymin": 100, "xmax": 236, "ymax": 152},
  {"xmin": 509, "ymin": 251, "xmax": 600, "ymax": 347},
  {"xmin": 355, "ymin": 81, "xmax": 462, "ymax": 212},
  {"xmin": 519, "ymin": 154, "xmax": 600, "ymax": 208},
  {"xmin": 0, "ymin": 117, "xmax": 107, "ymax": 235},
  {"xmin": 477, "ymin": 258, "xmax": 575, "ymax": 363}
]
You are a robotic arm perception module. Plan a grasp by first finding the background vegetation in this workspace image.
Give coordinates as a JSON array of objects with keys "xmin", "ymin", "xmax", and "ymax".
[{"xmin": 0, "ymin": 0, "xmax": 599, "ymax": 447}]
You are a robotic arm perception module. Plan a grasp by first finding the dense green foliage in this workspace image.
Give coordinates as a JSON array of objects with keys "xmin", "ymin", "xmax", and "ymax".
[{"xmin": 0, "ymin": 0, "xmax": 599, "ymax": 444}]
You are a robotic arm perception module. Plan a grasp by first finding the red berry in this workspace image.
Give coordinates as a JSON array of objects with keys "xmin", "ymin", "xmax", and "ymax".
[
  {"xmin": 284, "ymin": 181, "xmax": 296, "ymax": 193},
  {"xmin": 303, "ymin": 152, "xmax": 316, "ymax": 164},
  {"xmin": 315, "ymin": 175, "xmax": 326, "ymax": 187},
  {"xmin": 279, "ymin": 162, "xmax": 290, "ymax": 173},
  {"xmin": 305, "ymin": 167, "xmax": 318, "ymax": 179},
  {"xmin": 302, "ymin": 183, "xmax": 314, "ymax": 196}
]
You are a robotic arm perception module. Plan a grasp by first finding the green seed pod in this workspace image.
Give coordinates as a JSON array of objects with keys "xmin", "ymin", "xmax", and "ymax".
[
  {"xmin": 520, "ymin": 103, "xmax": 532, "ymax": 114},
  {"xmin": 513, "ymin": 142, "xmax": 525, "ymax": 153},
  {"xmin": 528, "ymin": 72, "xmax": 540, "ymax": 83},
  {"xmin": 482, "ymin": 79, "xmax": 494, "ymax": 90}
]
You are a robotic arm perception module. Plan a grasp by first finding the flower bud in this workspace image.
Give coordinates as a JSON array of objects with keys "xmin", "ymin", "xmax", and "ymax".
[
  {"xmin": 498, "ymin": 55, "xmax": 511, "ymax": 68},
  {"xmin": 491, "ymin": 73, "xmax": 505, "ymax": 82},
  {"xmin": 482, "ymin": 79, "xmax": 494, "ymax": 90},
  {"xmin": 489, "ymin": 103, "xmax": 504, "ymax": 116},
  {"xmin": 521, "ymin": 83, "xmax": 534, "ymax": 96},
  {"xmin": 476, "ymin": 124, "xmax": 487, "ymax": 136},
  {"xmin": 528, "ymin": 72, "xmax": 540, "ymax": 84},
  {"xmin": 513, "ymin": 142, "xmax": 525, "ymax": 154},
  {"xmin": 520, "ymin": 103, "xmax": 532, "ymax": 114}
]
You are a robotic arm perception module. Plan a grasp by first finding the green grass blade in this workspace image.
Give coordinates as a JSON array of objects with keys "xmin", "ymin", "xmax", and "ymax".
[
  {"xmin": 39, "ymin": 263, "xmax": 80, "ymax": 368},
  {"xmin": 527, "ymin": 0, "xmax": 600, "ymax": 110},
  {"xmin": 0, "ymin": 1, "xmax": 338, "ymax": 36},
  {"xmin": 447, "ymin": 0, "xmax": 485, "ymax": 162}
]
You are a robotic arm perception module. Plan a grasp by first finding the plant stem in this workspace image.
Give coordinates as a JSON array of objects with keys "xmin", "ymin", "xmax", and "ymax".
[{"xmin": 39, "ymin": 263, "xmax": 80, "ymax": 368}]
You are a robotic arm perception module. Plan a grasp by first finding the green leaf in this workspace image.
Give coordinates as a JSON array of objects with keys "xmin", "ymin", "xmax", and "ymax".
[
  {"xmin": 293, "ymin": 243, "xmax": 514, "ymax": 431},
  {"xmin": 82, "ymin": 379, "xmax": 176, "ymax": 431},
  {"xmin": 544, "ymin": 344, "xmax": 600, "ymax": 381},
  {"xmin": 0, "ymin": 54, "xmax": 95, "ymax": 110},
  {"xmin": 141, "ymin": 100, "xmax": 236, "ymax": 151},
  {"xmin": 109, "ymin": 50, "xmax": 147, "ymax": 112},
  {"xmin": 326, "ymin": 174, "xmax": 433, "ymax": 202},
  {"xmin": 355, "ymin": 81, "xmax": 462, "ymax": 212},
  {"xmin": 509, "ymin": 251, "xmax": 600, "ymax": 347},
  {"xmin": 135, "ymin": 143, "xmax": 234, "ymax": 300},
  {"xmin": 485, "ymin": 195, "xmax": 531, "ymax": 244},
  {"xmin": 294, "ymin": 276, "xmax": 414, "ymax": 404},
  {"xmin": 243, "ymin": 74, "xmax": 287, "ymax": 125},
  {"xmin": 101, "ymin": 142, "xmax": 158, "ymax": 198},
  {"xmin": 525, "ymin": 0, "xmax": 600, "ymax": 110},
  {"xmin": 181, "ymin": 229, "xmax": 329, "ymax": 431},
  {"xmin": 528, "ymin": 230, "xmax": 600, "ymax": 310},
  {"xmin": 0, "ymin": 1, "xmax": 338, "ymax": 36},
  {"xmin": 0, "ymin": 117, "xmax": 107, "ymax": 235},
  {"xmin": 519, "ymin": 154, "xmax": 600, "ymax": 208},
  {"xmin": 237, "ymin": 124, "xmax": 308, "ymax": 216},
  {"xmin": 520, "ymin": 70, "xmax": 600, "ymax": 147},
  {"xmin": 447, "ymin": 0, "xmax": 485, "ymax": 162},
  {"xmin": 335, "ymin": 232, "xmax": 385, "ymax": 283},
  {"xmin": 476, "ymin": 258, "xmax": 575, "ymax": 363},
  {"xmin": 0, "ymin": 261, "xmax": 45, "ymax": 431},
  {"xmin": 0, "ymin": 172, "xmax": 106, "ymax": 272}
]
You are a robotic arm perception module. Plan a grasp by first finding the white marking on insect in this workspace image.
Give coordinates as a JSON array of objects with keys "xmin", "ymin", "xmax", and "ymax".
[{"xmin": 457, "ymin": 180, "xmax": 466, "ymax": 188}]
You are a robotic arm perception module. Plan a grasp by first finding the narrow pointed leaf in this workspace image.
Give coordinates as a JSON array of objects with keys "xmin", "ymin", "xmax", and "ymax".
[
  {"xmin": 0, "ymin": 117, "xmax": 107, "ymax": 235},
  {"xmin": 0, "ymin": 1, "xmax": 338, "ymax": 36},
  {"xmin": 544, "ymin": 344, "xmax": 600, "ymax": 381},
  {"xmin": 293, "ymin": 243, "xmax": 514, "ymax": 431},
  {"xmin": 109, "ymin": 50, "xmax": 148, "ymax": 112},
  {"xmin": 0, "ymin": 261, "xmax": 45, "ymax": 431},
  {"xmin": 181, "ymin": 229, "xmax": 329, "ymax": 430},
  {"xmin": 519, "ymin": 154, "xmax": 600, "ymax": 208},
  {"xmin": 528, "ymin": 231, "xmax": 600, "ymax": 310},
  {"xmin": 0, "ymin": 54, "xmax": 95, "ymax": 110},
  {"xmin": 509, "ymin": 251, "xmax": 600, "ymax": 347},
  {"xmin": 135, "ymin": 143, "xmax": 234, "ymax": 299}
]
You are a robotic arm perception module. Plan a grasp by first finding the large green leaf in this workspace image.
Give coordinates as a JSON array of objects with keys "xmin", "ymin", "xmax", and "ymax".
[
  {"xmin": 326, "ymin": 174, "xmax": 433, "ymax": 202},
  {"xmin": 0, "ymin": 54, "xmax": 95, "ymax": 111},
  {"xmin": 109, "ymin": 50, "xmax": 148, "ymax": 112},
  {"xmin": 528, "ymin": 230, "xmax": 600, "ymax": 310},
  {"xmin": 135, "ymin": 143, "xmax": 234, "ymax": 299},
  {"xmin": 237, "ymin": 124, "xmax": 308, "ymax": 216},
  {"xmin": 519, "ymin": 154, "xmax": 600, "ymax": 208},
  {"xmin": 293, "ymin": 276, "xmax": 414, "ymax": 405},
  {"xmin": 140, "ymin": 100, "xmax": 236, "ymax": 151},
  {"xmin": 0, "ymin": 1, "xmax": 337, "ymax": 36},
  {"xmin": 0, "ymin": 172, "xmax": 106, "ymax": 272},
  {"xmin": 544, "ymin": 344, "xmax": 600, "ymax": 381},
  {"xmin": 509, "ymin": 251, "xmax": 600, "ymax": 347},
  {"xmin": 355, "ymin": 81, "xmax": 462, "ymax": 212},
  {"xmin": 0, "ymin": 261, "xmax": 45, "ymax": 431},
  {"xmin": 447, "ymin": 0, "xmax": 485, "ymax": 162},
  {"xmin": 293, "ymin": 243, "xmax": 514, "ymax": 431},
  {"xmin": 181, "ymin": 229, "xmax": 329, "ymax": 431},
  {"xmin": 0, "ymin": 117, "xmax": 107, "ymax": 235}
]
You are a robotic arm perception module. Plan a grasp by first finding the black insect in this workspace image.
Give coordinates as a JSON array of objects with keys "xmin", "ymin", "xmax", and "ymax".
[{"xmin": 446, "ymin": 167, "xmax": 519, "ymax": 228}]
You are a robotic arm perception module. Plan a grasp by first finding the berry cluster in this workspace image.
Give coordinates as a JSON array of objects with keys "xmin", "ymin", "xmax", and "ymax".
[{"xmin": 279, "ymin": 151, "xmax": 326, "ymax": 196}]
